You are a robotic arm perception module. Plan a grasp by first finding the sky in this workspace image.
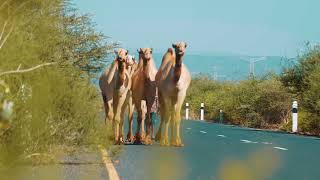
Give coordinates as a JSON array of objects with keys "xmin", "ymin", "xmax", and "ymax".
[{"xmin": 73, "ymin": 0, "xmax": 320, "ymax": 57}]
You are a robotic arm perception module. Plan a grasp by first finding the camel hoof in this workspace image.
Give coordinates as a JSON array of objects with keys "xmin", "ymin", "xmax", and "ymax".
[
  {"xmin": 133, "ymin": 139, "xmax": 143, "ymax": 145},
  {"xmin": 144, "ymin": 135, "xmax": 153, "ymax": 145},
  {"xmin": 160, "ymin": 141, "xmax": 170, "ymax": 147},
  {"xmin": 114, "ymin": 138, "xmax": 125, "ymax": 145},
  {"xmin": 126, "ymin": 134, "xmax": 135, "ymax": 143},
  {"xmin": 155, "ymin": 134, "xmax": 161, "ymax": 142},
  {"xmin": 141, "ymin": 133, "xmax": 146, "ymax": 141},
  {"xmin": 172, "ymin": 143, "xmax": 184, "ymax": 147}
]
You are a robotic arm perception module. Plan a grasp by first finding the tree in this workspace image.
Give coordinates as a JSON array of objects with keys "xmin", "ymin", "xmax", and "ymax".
[{"xmin": 0, "ymin": 0, "xmax": 115, "ymax": 167}]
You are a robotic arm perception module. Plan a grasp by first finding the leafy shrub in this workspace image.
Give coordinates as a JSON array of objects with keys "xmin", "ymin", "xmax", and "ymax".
[{"xmin": 186, "ymin": 76, "xmax": 291, "ymax": 128}]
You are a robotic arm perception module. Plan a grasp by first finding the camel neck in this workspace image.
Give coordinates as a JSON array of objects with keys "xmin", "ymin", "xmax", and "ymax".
[
  {"xmin": 173, "ymin": 54, "xmax": 183, "ymax": 82},
  {"xmin": 117, "ymin": 61, "xmax": 126, "ymax": 88},
  {"xmin": 175, "ymin": 54, "xmax": 183, "ymax": 68},
  {"xmin": 143, "ymin": 59, "xmax": 152, "ymax": 77}
]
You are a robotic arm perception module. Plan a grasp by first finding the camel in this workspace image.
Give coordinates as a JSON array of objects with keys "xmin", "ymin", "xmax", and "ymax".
[
  {"xmin": 155, "ymin": 42, "xmax": 191, "ymax": 147},
  {"xmin": 131, "ymin": 48, "xmax": 158, "ymax": 145},
  {"xmin": 99, "ymin": 49, "xmax": 136, "ymax": 144},
  {"xmin": 125, "ymin": 55, "xmax": 138, "ymax": 143}
]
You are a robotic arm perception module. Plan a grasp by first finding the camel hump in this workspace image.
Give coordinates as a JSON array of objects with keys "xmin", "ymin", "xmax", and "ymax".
[{"xmin": 167, "ymin": 48, "xmax": 174, "ymax": 55}]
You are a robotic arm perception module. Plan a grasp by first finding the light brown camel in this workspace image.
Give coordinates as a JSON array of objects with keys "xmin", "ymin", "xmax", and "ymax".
[
  {"xmin": 155, "ymin": 42, "xmax": 191, "ymax": 147},
  {"xmin": 125, "ymin": 55, "xmax": 138, "ymax": 142},
  {"xmin": 132, "ymin": 48, "xmax": 158, "ymax": 145},
  {"xmin": 99, "ymin": 49, "xmax": 136, "ymax": 144}
]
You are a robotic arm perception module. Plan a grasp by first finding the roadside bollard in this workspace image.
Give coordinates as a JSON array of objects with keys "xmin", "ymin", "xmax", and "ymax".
[
  {"xmin": 200, "ymin": 103, "xmax": 204, "ymax": 121},
  {"xmin": 185, "ymin": 103, "xmax": 189, "ymax": 120},
  {"xmin": 219, "ymin": 109, "xmax": 224, "ymax": 123},
  {"xmin": 292, "ymin": 101, "xmax": 298, "ymax": 133}
]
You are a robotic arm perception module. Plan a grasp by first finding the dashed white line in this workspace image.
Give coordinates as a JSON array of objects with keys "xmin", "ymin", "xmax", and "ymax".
[
  {"xmin": 200, "ymin": 131, "xmax": 207, "ymax": 134},
  {"xmin": 273, "ymin": 147, "xmax": 288, "ymax": 151},
  {"xmin": 240, "ymin": 139, "xmax": 258, "ymax": 143},
  {"xmin": 186, "ymin": 128, "xmax": 191, "ymax": 130},
  {"xmin": 262, "ymin": 142, "xmax": 273, "ymax": 145},
  {"xmin": 217, "ymin": 135, "xmax": 226, "ymax": 138}
]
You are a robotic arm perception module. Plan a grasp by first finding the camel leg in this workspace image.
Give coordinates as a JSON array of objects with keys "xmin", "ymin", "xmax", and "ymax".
[
  {"xmin": 140, "ymin": 101, "xmax": 146, "ymax": 141},
  {"xmin": 150, "ymin": 112, "xmax": 155, "ymax": 139},
  {"xmin": 107, "ymin": 100, "xmax": 114, "ymax": 124},
  {"xmin": 119, "ymin": 104, "xmax": 127, "ymax": 145},
  {"xmin": 102, "ymin": 94, "xmax": 113, "ymax": 124},
  {"xmin": 134, "ymin": 101, "xmax": 144, "ymax": 144},
  {"xmin": 155, "ymin": 91, "xmax": 164, "ymax": 141},
  {"xmin": 144, "ymin": 102, "xmax": 153, "ymax": 145},
  {"xmin": 160, "ymin": 100, "xmax": 170, "ymax": 146},
  {"xmin": 113, "ymin": 91, "xmax": 127, "ymax": 145},
  {"xmin": 155, "ymin": 111, "xmax": 164, "ymax": 141},
  {"xmin": 172, "ymin": 93, "xmax": 185, "ymax": 147},
  {"xmin": 126, "ymin": 95, "xmax": 135, "ymax": 142}
]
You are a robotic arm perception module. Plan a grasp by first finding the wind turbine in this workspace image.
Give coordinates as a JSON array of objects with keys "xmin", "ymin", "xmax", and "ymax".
[{"xmin": 240, "ymin": 57, "xmax": 267, "ymax": 77}]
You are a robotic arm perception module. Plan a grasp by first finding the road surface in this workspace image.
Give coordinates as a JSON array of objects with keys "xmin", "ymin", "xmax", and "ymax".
[{"xmin": 115, "ymin": 118, "xmax": 320, "ymax": 180}]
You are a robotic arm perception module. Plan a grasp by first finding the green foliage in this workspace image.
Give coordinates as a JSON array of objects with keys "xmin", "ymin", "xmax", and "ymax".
[
  {"xmin": 186, "ymin": 76, "xmax": 291, "ymax": 128},
  {"xmin": 0, "ymin": 0, "xmax": 114, "ymax": 166},
  {"xmin": 281, "ymin": 45, "xmax": 320, "ymax": 134}
]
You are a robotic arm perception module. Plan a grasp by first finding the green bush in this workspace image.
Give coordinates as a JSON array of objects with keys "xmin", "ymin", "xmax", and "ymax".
[
  {"xmin": 281, "ymin": 45, "xmax": 320, "ymax": 134},
  {"xmin": 186, "ymin": 76, "xmax": 291, "ymax": 128}
]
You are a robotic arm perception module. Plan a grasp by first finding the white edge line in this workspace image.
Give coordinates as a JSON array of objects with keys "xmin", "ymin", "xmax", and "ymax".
[
  {"xmin": 273, "ymin": 147, "xmax": 288, "ymax": 151},
  {"xmin": 99, "ymin": 145, "xmax": 120, "ymax": 180}
]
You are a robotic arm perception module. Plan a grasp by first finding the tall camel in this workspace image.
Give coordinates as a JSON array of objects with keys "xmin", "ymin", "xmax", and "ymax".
[
  {"xmin": 132, "ymin": 48, "xmax": 158, "ymax": 145},
  {"xmin": 155, "ymin": 42, "xmax": 191, "ymax": 147},
  {"xmin": 99, "ymin": 49, "xmax": 135, "ymax": 144}
]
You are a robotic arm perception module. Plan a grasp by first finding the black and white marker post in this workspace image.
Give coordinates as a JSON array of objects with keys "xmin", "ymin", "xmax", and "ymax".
[
  {"xmin": 185, "ymin": 103, "xmax": 189, "ymax": 120},
  {"xmin": 292, "ymin": 101, "xmax": 298, "ymax": 133},
  {"xmin": 200, "ymin": 103, "xmax": 204, "ymax": 121}
]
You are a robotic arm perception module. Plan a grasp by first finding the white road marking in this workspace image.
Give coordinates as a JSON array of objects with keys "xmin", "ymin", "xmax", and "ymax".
[
  {"xmin": 217, "ymin": 135, "xmax": 226, "ymax": 138},
  {"xmin": 98, "ymin": 145, "xmax": 120, "ymax": 180},
  {"xmin": 187, "ymin": 128, "xmax": 191, "ymax": 130},
  {"xmin": 200, "ymin": 131, "xmax": 207, "ymax": 134},
  {"xmin": 273, "ymin": 147, "xmax": 288, "ymax": 151},
  {"xmin": 240, "ymin": 139, "xmax": 258, "ymax": 143},
  {"xmin": 262, "ymin": 142, "xmax": 273, "ymax": 145}
]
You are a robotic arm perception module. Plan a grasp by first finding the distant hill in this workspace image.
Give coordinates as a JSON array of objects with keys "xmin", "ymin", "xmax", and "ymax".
[{"xmin": 103, "ymin": 52, "xmax": 293, "ymax": 81}]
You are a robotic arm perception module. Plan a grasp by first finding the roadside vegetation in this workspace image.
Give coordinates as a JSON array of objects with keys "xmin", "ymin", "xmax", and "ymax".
[
  {"xmin": 0, "ymin": 0, "xmax": 116, "ymax": 169},
  {"xmin": 186, "ymin": 44, "xmax": 320, "ymax": 135}
]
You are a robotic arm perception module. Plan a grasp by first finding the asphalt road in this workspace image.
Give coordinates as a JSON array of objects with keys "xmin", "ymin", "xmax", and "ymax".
[{"xmin": 115, "ymin": 119, "xmax": 320, "ymax": 180}]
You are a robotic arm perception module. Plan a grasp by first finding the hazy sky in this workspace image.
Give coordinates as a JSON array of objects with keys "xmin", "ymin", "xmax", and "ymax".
[{"xmin": 73, "ymin": 0, "xmax": 320, "ymax": 57}]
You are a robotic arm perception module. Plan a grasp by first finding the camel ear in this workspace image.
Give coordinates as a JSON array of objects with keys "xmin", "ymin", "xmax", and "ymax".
[
  {"xmin": 172, "ymin": 44, "xmax": 176, "ymax": 48},
  {"xmin": 184, "ymin": 42, "xmax": 187, "ymax": 48},
  {"xmin": 126, "ymin": 50, "xmax": 129, "ymax": 55},
  {"xmin": 150, "ymin": 48, "xmax": 153, "ymax": 54},
  {"xmin": 114, "ymin": 49, "xmax": 118, "ymax": 54}
]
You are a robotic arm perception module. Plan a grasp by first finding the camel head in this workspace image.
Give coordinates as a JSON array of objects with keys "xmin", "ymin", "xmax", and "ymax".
[
  {"xmin": 126, "ymin": 55, "xmax": 136, "ymax": 66},
  {"xmin": 137, "ymin": 48, "xmax": 153, "ymax": 61},
  {"xmin": 126, "ymin": 55, "xmax": 137, "ymax": 73},
  {"xmin": 114, "ymin": 48, "xmax": 129, "ymax": 62},
  {"xmin": 172, "ymin": 42, "xmax": 187, "ymax": 56}
]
